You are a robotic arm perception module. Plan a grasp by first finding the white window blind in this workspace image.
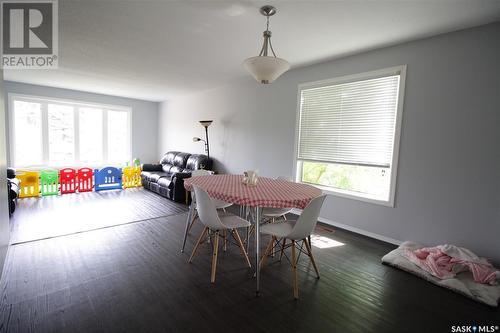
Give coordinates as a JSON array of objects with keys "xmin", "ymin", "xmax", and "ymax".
[{"xmin": 298, "ymin": 74, "xmax": 400, "ymax": 168}]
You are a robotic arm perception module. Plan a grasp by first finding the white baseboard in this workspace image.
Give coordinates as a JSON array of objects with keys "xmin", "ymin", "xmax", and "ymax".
[{"xmin": 291, "ymin": 208, "xmax": 402, "ymax": 246}]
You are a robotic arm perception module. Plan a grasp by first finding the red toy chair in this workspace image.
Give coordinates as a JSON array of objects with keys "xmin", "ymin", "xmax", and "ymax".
[
  {"xmin": 60, "ymin": 168, "xmax": 77, "ymax": 194},
  {"xmin": 77, "ymin": 168, "xmax": 93, "ymax": 192}
]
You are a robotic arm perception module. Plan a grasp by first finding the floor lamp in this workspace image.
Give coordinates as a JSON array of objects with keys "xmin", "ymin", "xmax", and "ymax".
[{"xmin": 193, "ymin": 120, "xmax": 212, "ymax": 158}]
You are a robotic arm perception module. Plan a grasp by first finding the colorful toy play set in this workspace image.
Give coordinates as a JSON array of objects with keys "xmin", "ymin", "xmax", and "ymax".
[{"xmin": 15, "ymin": 161, "xmax": 142, "ymax": 198}]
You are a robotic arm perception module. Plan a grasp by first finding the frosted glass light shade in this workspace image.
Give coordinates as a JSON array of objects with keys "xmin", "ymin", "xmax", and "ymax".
[{"xmin": 243, "ymin": 56, "xmax": 290, "ymax": 84}]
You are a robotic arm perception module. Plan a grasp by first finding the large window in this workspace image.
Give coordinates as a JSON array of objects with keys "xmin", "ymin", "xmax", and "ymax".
[
  {"xmin": 9, "ymin": 94, "xmax": 131, "ymax": 168},
  {"xmin": 295, "ymin": 66, "xmax": 406, "ymax": 206}
]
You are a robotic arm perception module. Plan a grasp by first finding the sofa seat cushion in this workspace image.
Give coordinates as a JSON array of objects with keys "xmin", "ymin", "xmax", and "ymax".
[
  {"xmin": 157, "ymin": 177, "xmax": 172, "ymax": 188},
  {"xmin": 141, "ymin": 171, "xmax": 157, "ymax": 181},
  {"xmin": 141, "ymin": 171, "xmax": 152, "ymax": 180},
  {"xmin": 142, "ymin": 171, "xmax": 171, "ymax": 183}
]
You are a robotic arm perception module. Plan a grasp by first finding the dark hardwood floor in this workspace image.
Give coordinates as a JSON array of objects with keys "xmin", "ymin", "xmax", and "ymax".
[
  {"xmin": 9, "ymin": 188, "xmax": 187, "ymax": 244},
  {"xmin": 0, "ymin": 193, "xmax": 498, "ymax": 332}
]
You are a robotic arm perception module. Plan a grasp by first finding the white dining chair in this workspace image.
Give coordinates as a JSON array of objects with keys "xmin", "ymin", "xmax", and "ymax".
[
  {"xmin": 189, "ymin": 185, "xmax": 252, "ymax": 283},
  {"xmin": 187, "ymin": 170, "xmax": 233, "ymax": 237},
  {"xmin": 259, "ymin": 194, "xmax": 326, "ymax": 299},
  {"xmin": 245, "ymin": 176, "xmax": 294, "ymax": 255},
  {"xmin": 262, "ymin": 176, "xmax": 294, "ymax": 222}
]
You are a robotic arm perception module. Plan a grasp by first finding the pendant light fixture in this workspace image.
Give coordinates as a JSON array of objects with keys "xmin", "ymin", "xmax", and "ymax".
[{"xmin": 243, "ymin": 5, "xmax": 290, "ymax": 84}]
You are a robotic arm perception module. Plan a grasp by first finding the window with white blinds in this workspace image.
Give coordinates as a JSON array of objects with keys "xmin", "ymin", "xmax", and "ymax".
[{"xmin": 295, "ymin": 66, "xmax": 406, "ymax": 206}]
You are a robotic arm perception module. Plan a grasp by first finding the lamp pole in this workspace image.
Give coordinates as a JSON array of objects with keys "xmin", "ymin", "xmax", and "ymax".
[
  {"xmin": 204, "ymin": 126, "xmax": 210, "ymax": 159},
  {"xmin": 199, "ymin": 120, "xmax": 213, "ymax": 159}
]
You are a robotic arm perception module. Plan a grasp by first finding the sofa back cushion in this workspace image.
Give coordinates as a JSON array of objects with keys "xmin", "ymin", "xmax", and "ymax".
[
  {"xmin": 160, "ymin": 151, "xmax": 211, "ymax": 173},
  {"xmin": 160, "ymin": 151, "xmax": 179, "ymax": 165},
  {"xmin": 186, "ymin": 154, "xmax": 211, "ymax": 171},
  {"xmin": 173, "ymin": 152, "xmax": 190, "ymax": 168},
  {"xmin": 170, "ymin": 166, "xmax": 183, "ymax": 174}
]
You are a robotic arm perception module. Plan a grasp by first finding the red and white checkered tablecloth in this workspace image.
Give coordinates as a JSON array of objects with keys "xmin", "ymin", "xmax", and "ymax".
[{"xmin": 184, "ymin": 174, "xmax": 322, "ymax": 209}]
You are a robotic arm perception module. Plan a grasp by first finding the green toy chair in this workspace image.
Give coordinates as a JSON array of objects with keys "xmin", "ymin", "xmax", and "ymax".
[{"xmin": 41, "ymin": 169, "xmax": 59, "ymax": 196}]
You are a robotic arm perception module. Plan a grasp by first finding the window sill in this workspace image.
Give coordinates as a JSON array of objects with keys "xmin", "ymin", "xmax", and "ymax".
[{"xmin": 299, "ymin": 182, "xmax": 395, "ymax": 207}]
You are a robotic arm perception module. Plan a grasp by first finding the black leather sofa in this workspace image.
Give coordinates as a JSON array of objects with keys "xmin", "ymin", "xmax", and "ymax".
[
  {"xmin": 7, "ymin": 168, "xmax": 19, "ymax": 215},
  {"xmin": 141, "ymin": 151, "xmax": 211, "ymax": 203}
]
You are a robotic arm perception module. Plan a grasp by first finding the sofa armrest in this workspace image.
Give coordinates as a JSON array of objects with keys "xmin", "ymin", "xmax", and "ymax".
[
  {"xmin": 7, "ymin": 167, "xmax": 16, "ymax": 179},
  {"xmin": 170, "ymin": 172, "xmax": 192, "ymax": 203},
  {"xmin": 172, "ymin": 172, "xmax": 191, "ymax": 181},
  {"xmin": 142, "ymin": 163, "xmax": 163, "ymax": 172}
]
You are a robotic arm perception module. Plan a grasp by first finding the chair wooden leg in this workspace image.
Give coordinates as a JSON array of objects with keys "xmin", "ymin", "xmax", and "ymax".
[
  {"xmin": 210, "ymin": 232, "xmax": 220, "ymax": 283},
  {"xmin": 304, "ymin": 238, "xmax": 320, "ymax": 279},
  {"xmin": 248, "ymin": 225, "xmax": 255, "ymax": 237},
  {"xmin": 291, "ymin": 240, "xmax": 298, "ymax": 299},
  {"xmin": 245, "ymin": 225, "xmax": 255, "ymax": 252},
  {"xmin": 259, "ymin": 236, "xmax": 275, "ymax": 269},
  {"xmin": 280, "ymin": 238, "xmax": 287, "ymax": 261},
  {"xmin": 233, "ymin": 229, "xmax": 252, "ymax": 268},
  {"xmin": 188, "ymin": 227, "xmax": 208, "ymax": 263}
]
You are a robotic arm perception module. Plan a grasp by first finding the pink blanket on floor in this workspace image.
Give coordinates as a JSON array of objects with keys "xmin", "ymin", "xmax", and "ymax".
[{"xmin": 403, "ymin": 245, "xmax": 500, "ymax": 285}]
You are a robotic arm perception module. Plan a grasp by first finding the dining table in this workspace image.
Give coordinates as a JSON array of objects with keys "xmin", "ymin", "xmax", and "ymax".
[{"xmin": 182, "ymin": 174, "xmax": 322, "ymax": 295}]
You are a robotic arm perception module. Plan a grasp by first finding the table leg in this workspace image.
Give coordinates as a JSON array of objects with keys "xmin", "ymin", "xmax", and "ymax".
[
  {"xmin": 255, "ymin": 206, "xmax": 261, "ymax": 296},
  {"xmin": 181, "ymin": 201, "xmax": 195, "ymax": 253}
]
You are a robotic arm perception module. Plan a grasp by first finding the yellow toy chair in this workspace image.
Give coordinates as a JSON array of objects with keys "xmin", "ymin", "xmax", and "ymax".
[
  {"xmin": 122, "ymin": 165, "xmax": 142, "ymax": 188},
  {"xmin": 16, "ymin": 170, "xmax": 40, "ymax": 198}
]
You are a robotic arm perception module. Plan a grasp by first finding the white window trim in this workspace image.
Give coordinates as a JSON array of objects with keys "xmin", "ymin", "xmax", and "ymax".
[
  {"xmin": 8, "ymin": 93, "xmax": 133, "ymax": 169},
  {"xmin": 292, "ymin": 65, "xmax": 407, "ymax": 207}
]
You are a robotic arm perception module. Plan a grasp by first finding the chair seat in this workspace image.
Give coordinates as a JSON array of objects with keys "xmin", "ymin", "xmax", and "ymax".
[
  {"xmin": 213, "ymin": 199, "xmax": 232, "ymax": 210},
  {"xmin": 218, "ymin": 212, "xmax": 251, "ymax": 229},
  {"xmin": 194, "ymin": 199, "xmax": 232, "ymax": 210},
  {"xmin": 260, "ymin": 220, "xmax": 297, "ymax": 238},
  {"xmin": 262, "ymin": 207, "xmax": 292, "ymax": 218}
]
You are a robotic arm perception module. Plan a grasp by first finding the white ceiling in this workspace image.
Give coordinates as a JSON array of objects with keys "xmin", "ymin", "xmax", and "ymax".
[{"xmin": 4, "ymin": 0, "xmax": 500, "ymax": 101}]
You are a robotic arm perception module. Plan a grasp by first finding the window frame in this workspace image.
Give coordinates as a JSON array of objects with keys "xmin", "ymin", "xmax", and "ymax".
[
  {"xmin": 8, "ymin": 93, "xmax": 132, "ymax": 169},
  {"xmin": 293, "ymin": 65, "xmax": 407, "ymax": 207}
]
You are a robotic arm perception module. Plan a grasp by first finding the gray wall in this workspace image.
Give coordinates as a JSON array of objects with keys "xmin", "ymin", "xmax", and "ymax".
[
  {"xmin": 159, "ymin": 22, "xmax": 500, "ymax": 263},
  {"xmin": 0, "ymin": 71, "xmax": 10, "ymax": 276},
  {"xmin": 4, "ymin": 81, "xmax": 160, "ymax": 165}
]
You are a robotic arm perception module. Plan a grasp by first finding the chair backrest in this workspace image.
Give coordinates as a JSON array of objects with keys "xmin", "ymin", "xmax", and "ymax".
[
  {"xmin": 287, "ymin": 195, "xmax": 326, "ymax": 240},
  {"xmin": 191, "ymin": 169, "xmax": 213, "ymax": 177},
  {"xmin": 192, "ymin": 185, "xmax": 226, "ymax": 231},
  {"xmin": 191, "ymin": 169, "xmax": 214, "ymax": 205}
]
